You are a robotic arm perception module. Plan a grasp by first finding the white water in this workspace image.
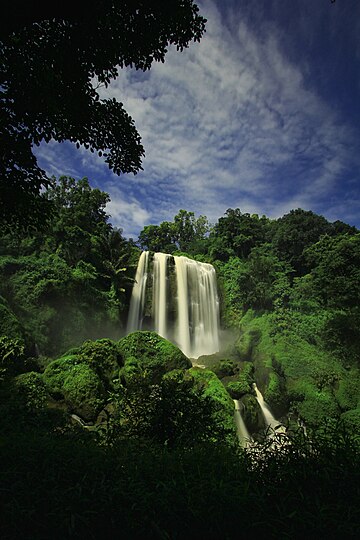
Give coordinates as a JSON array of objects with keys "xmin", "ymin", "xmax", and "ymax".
[
  {"xmin": 126, "ymin": 251, "xmax": 149, "ymax": 333},
  {"xmin": 152, "ymin": 253, "xmax": 170, "ymax": 339},
  {"xmin": 127, "ymin": 252, "xmax": 220, "ymax": 358},
  {"xmin": 233, "ymin": 400, "xmax": 252, "ymax": 448},
  {"xmin": 253, "ymin": 383, "xmax": 285, "ymax": 433}
]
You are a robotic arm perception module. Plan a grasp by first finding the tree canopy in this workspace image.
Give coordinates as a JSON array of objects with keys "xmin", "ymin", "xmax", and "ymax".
[{"xmin": 0, "ymin": 1, "xmax": 206, "ymax": 231}]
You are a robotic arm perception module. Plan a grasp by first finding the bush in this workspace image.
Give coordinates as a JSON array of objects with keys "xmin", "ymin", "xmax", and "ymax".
[
  {"xmin": 14, "ymin": 372, "xmax": 47, "ymax": 412},
  {"xmin": 0, "ymin": 335, "xmax": 25, "ymax": 377}
]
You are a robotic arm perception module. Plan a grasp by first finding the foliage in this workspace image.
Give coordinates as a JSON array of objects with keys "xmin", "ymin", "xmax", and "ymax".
[
  {"xmin": 1, "ymin": 1, "xmax": 206, "ymax": 231},
  {"xmin": 0, "ymin": 335, "xmax": 25, "ymax": 377},
  {"xmin": 14, "ymin": 371, "xmax": 47, "ymax": 412},
  {"xmin": 210, "ymin": 208, "xmax": 269, "ymax": 260},
  {"xmin": 271, "ymin": 208, "xmax": 332, "ymax": 275},
  {"xmin": 108, "ymin": 369, "xmax": 235, "ymax": 448},
  {"xmin": 138, "ymin": 209, "xmax": 210, "ymax": 254}
]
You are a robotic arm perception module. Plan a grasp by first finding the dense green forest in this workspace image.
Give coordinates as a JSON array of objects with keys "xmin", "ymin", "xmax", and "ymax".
[{"xmin": 1, "ymin": 176, "xmax": 359, "ymax": 538}]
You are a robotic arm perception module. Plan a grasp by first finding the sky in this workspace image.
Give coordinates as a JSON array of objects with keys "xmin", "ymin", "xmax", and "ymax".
[{"xmin": 35, "ymin": 0, "xmax": 360, "ymax": 239}]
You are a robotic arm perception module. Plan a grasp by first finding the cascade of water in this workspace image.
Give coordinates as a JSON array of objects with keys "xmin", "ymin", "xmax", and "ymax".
[
  {"xmin": 173, "ymin": 255, "xmax": 192, "ymax": 357},
  {"xmin": 174, "ymin": 255, "xmax": 219, "ymax": 358},
  {"xmin": 126, "ymin": 251, "xmax": 149, "ymax": 333},
  {"xmin": 253, "ymin": 383, "xmax": 285, "ymax": 432},
  {"xmin": 233, "ymin": 399, "xmax": 252, "ymax": 448},
  {"xmin": 127, "ymin": 252, "xmax": 220, "ymax": 359},
  {"xmin": 152, "ymin": 253, "xmax": 170, "ymax": 339}
]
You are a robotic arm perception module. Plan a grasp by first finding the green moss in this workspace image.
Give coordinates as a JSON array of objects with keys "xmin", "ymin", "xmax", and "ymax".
[
  {"xmin": 118, "ymin": 331, "xmax": 191, "ymax": 381},
  {"xmin": 264, "ymin": 372, "xmax": 288, "ymax": 417},
  {"xmin": 62, "ymin": 364, "xmax": 105, "ymax": 421},
  {"xmin": 190, "ymin": 368, "xmax": 237, "ymax": 443},
  {"xmin": 78, "ymin": 338, "xmax": 123, "ymax": 384},
  {"xmin": 340, "ymin": 409, "xmax": 360, "ymax": 434},
  {"xmin": 235, "ymin": 328, "xmax": 261, "ymax": 361},
  {"xmin": 334, "ymin": 371, "xmax": 360, "ymax": 411},
  {"xmin": 14, "ymin": 372, "xmax": 47, "ymax": 412},
  {"xmin": 43, "ymin": 355, "xmax": 81, "ymax": 396},
  {"xmin": 240, "ymin": 394, "xmax": 265, "ymax": 434},
  {"xmin": 225, "ymin": 362, "xmax": 254, "ymax": 398},
  {"xmin": 118, "ymin": 356, "xmax": 141, "ymax": 384},
  {"xmin": 212, "ymin": 358, "xmax": 239, "ymax": 379}
]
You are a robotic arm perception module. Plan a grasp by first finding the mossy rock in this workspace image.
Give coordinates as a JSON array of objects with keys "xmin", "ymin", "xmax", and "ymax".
[
  {"xmin": 190, "ymin": 368, "xmax": 237, "ymax": 444},
  {"xmin": 235, "ymin": 329, "xmax": 261, "ymax": 361},
  {"xmin": 118, "ymin": 331, "xmax": 191, "ymax": 381},
  {"xmin": 264, "ymin": 372, "xmax": 289, "ymax": 417},
  {"xmin": 212, "ymin": 358, "xmax": 239, "ymax": 379},
  {"xmin": 118, "ymin": 356, "xmax": 141, "ymax": 384},
  {"xmin": 240, "ymin": 394, "xmax": 265, "ymax": 434},
  {"xmin": 62, "ymin": 364, "xmax": 106, "ymax": 421},
  {"xmin": 43, "ymin": 355, "xmax": 82, "ymax": 397},
  {"xmin": 226, "ymin": 361, "xmax": 254, "ymax": 398},
  {"xmin": 43, "ymin": 356, "xmax": 106, "ymax": 421},
  {"xmin": 14, "ymin": 372, "xmax": 47, "ymax": 412},
  {"xmin": 77, "ymin": 338, "xmax": 123, "ymax": 384}
]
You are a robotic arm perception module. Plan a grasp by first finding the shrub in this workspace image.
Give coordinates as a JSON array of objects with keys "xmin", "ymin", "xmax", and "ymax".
[{"xmin": 0, "ymin": 335, "xmax": 25, "ymax": 377}]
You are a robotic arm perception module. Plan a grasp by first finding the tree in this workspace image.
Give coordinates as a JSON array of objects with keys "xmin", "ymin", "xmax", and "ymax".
[
  {"xmin": 271, "ymin": 209, "xmax": 331, "ymax": 275},
  {"xmin": 210, "ymin": 209, "xmax": 269, "ymax": 260},
  {"xmin": 0, "ymin": 1, "xmax": 206, "ymax": 231}
]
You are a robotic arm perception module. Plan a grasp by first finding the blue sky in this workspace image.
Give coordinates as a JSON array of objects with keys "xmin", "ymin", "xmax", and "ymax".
[{"xmin": 36, "ymin": 0, "xmax": 360, "ymax": 238}]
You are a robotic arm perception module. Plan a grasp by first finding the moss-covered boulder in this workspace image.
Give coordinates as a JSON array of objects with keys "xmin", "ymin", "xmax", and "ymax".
[
  {"xmin": 264, "ymin": 372, "xmax": 289, "ymax": 418},
  {"xmin": 43, "ymin": 356, "xmax": 105, "ymax": 421},
  {"xmin": 77, "ymin": 338, "xmax": 123, "ymax": 385},
  {"xmin": 235, "ymin": 328, "xmax": 261, "ymax": 361},
  {"xmin": 240, "ymin": 394, "xmax": 265, "ymax": 434},
  {"xmin": 118, "ymin": 331, "xmax": 191, "ymax": 381},
  {"xmin": 225, "ymin": 361, "xmax": 254, "ymax": 399},
  {"xmin": 14, "ymin": 372, "xmax": 47, "ymax": 412},
  {"xmin": 212, "ymin": 358, "xmax": 239, "ymax": 379},
  {"xmin": 190, "ymin": 368, "xmax": 237, "ymax": 444}
]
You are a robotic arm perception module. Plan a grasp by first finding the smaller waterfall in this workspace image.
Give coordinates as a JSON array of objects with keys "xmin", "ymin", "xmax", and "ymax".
[
  {"xmin": 233, "ymin": 400, "xmax": 252, "ymax": 448},
  {"xmin": 127, "ymin": 251, "xmax": 149, "ymax": 333},
  {"xmin": 253, "ymin": 383, "xmax": 285, "ymax": 433}
]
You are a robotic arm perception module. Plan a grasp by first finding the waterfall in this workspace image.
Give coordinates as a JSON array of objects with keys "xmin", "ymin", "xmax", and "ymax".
[
  {"xmin": 152, "ymin": 253, "xmax": 170, "ymax": 339},
  {"xmin": 233, "ymin": 400, "xmax": 252, "ymax": 448},
  {"xmin": 253, "ymin": 383, "xmax": 285, "ymax": 433},
  {"xmin": 126, "ymin": 251, "xmax": 149, "ymax": 333},
  {"xmin": 127, "ymin": 252, "xmax": 220, "ymax": 358}
]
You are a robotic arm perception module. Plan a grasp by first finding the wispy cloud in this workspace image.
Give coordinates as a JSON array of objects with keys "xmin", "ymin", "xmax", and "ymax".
[{"xmin": 35, "ymin": 0, "xmax": 360, "ymax": 234}]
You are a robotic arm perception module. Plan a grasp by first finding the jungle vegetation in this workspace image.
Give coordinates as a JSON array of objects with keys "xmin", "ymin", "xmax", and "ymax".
[{"xmin": 1, "ymin": 176, "xmax": 359, "ymax": 538}]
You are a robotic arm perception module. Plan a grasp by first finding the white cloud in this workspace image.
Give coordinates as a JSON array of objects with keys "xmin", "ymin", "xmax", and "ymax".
[{"xmin": 35, "ymin": 0, "xmax": 360, "ymax": 234}]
